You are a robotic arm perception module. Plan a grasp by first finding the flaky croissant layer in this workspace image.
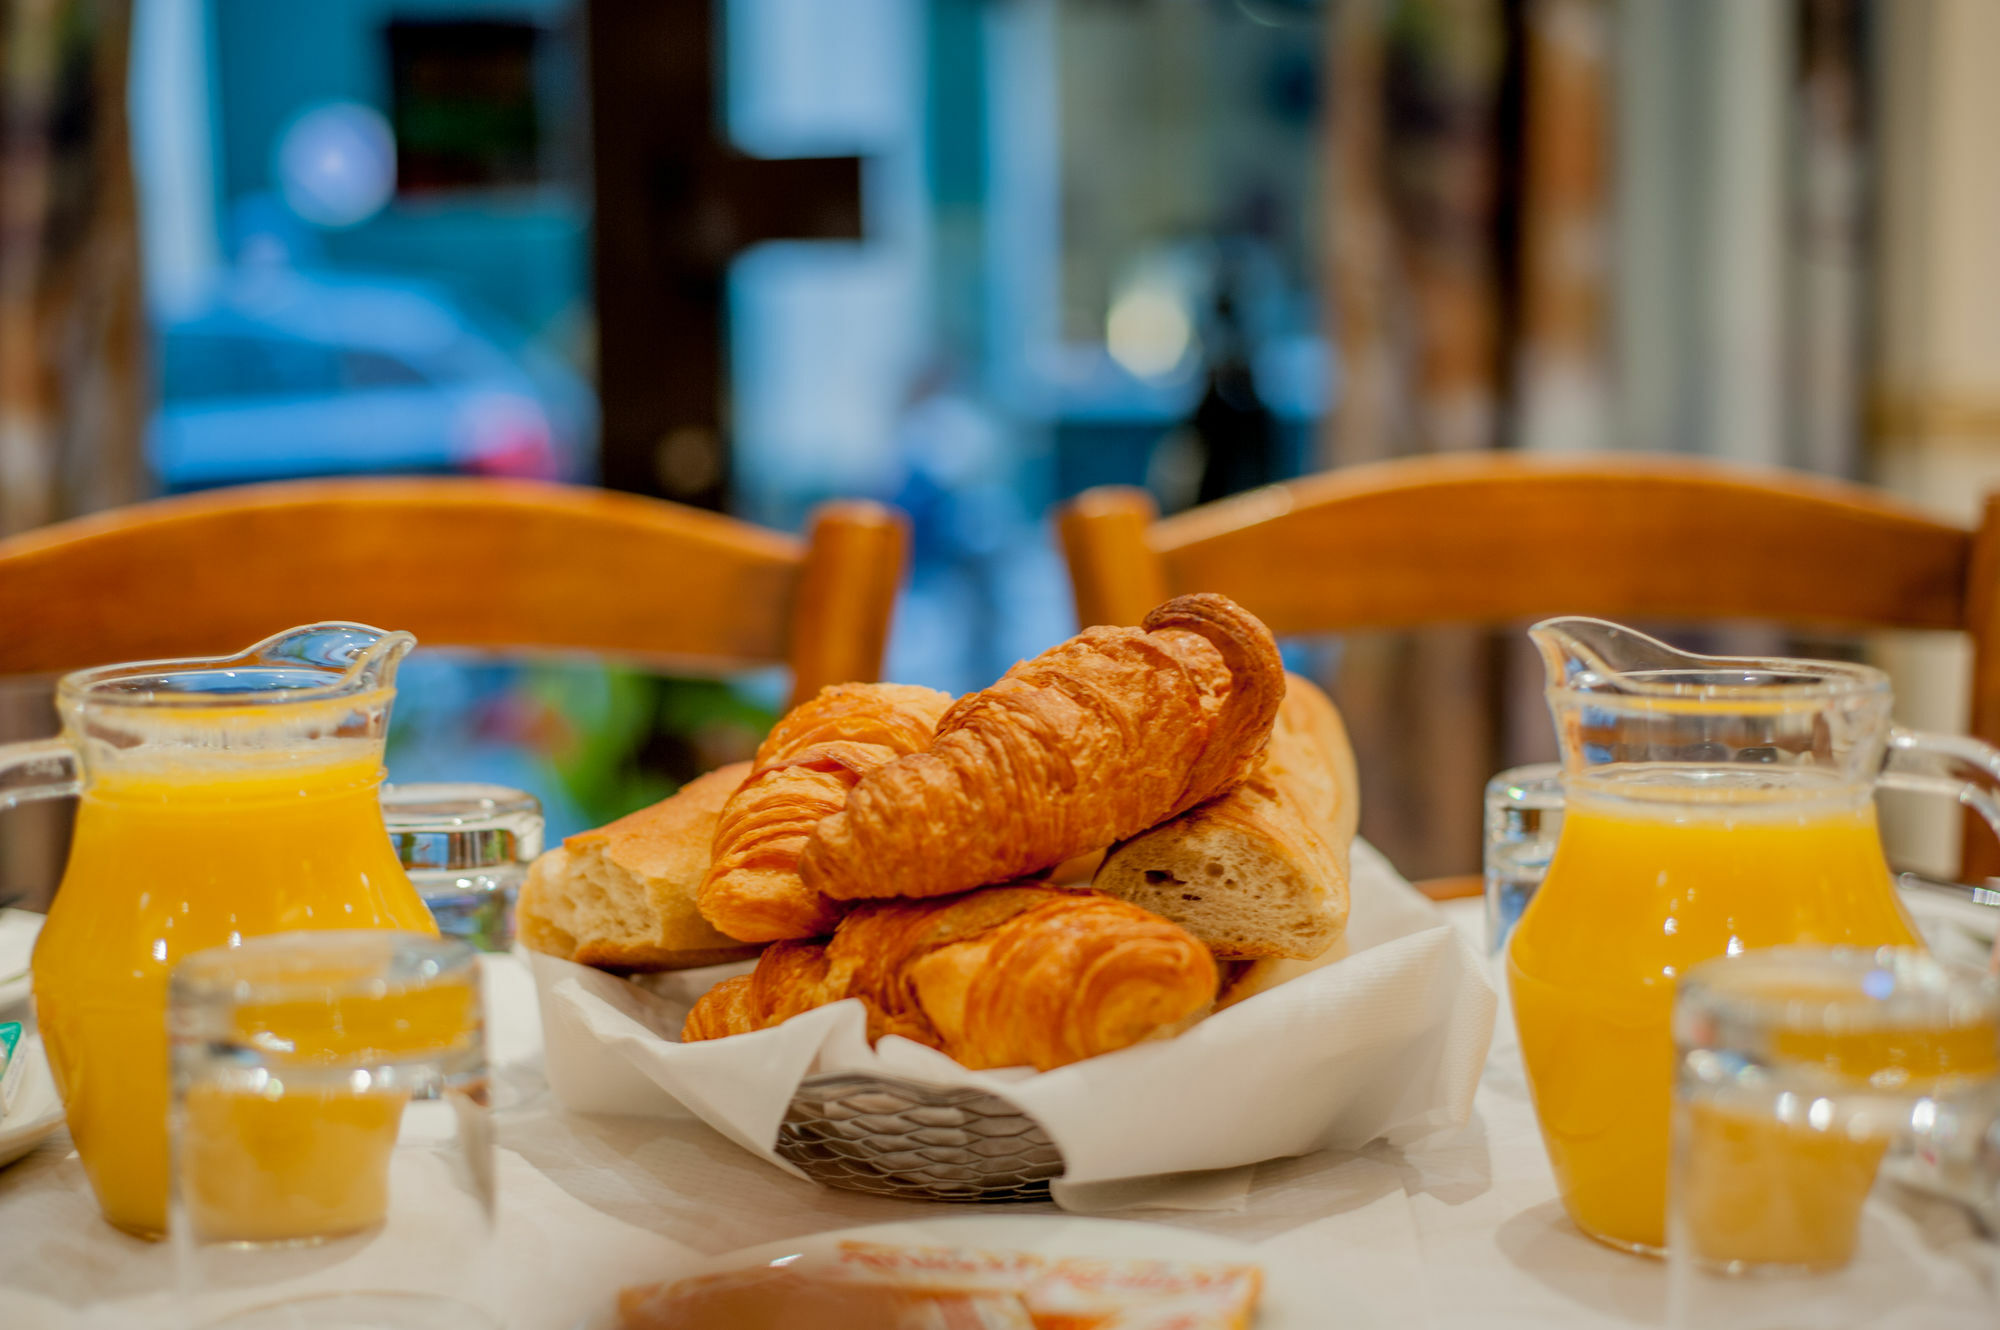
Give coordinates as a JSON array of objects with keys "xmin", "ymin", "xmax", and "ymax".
[
  {"xmin": 697, "ymin": 682, "xmax": 952, "ymax": 943},
  {"xmin": 681, "ymin": 884, "xmax": 1219, "ymax": 1071},
  {"xmin": 798, "ymin": 593, "xmax": 1286, "ymax": 904}
]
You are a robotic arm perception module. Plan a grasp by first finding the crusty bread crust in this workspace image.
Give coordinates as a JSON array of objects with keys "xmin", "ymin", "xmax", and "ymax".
[
  {"xmin": 516, "ymin": 762, "xmax": 766, "ymax": 972},
  {"xmin": 1092, "ymin": 673, "xmax": 1357, "ymax": 961}
]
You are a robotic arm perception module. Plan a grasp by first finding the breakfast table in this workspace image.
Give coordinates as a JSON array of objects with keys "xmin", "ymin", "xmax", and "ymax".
[{"xmin": 0, "ymin": 893, "xmax": 1994, "ymax": 1330}]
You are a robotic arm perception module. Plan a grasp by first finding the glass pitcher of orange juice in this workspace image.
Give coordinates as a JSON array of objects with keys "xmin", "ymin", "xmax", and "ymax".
[
  {"xmin": 1508, "ymin": 617, "xmax": 2000, "ymax": 1257},
  {"xmin": 2, "ymin": 624, "xmax": 436, "ymax": 1237}
]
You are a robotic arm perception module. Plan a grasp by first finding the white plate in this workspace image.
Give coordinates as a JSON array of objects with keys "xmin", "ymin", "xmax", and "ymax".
[
  {"xmin": 580, "ymin": 1214, "xmax": 1357, "ymax": 1329},
  {"xmin": 0, "ymin": 909, "xmax": 41, "ymax": 1013},
  {"xmin": 0, "ymin": 1033, "xmax": 63, "ymax": 1169}
]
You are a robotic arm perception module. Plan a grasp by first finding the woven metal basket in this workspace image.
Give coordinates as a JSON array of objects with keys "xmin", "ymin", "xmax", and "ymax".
[{"xmin": 775, "ymin": 1072, "xmax": 1065, "ymax": 1202}]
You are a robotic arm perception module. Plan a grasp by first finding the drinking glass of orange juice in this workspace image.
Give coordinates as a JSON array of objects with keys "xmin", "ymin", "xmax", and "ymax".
[
  {"xmin": 7, "ymin": 624, "xmax": 438, "ymax": 1238},
  {"xmin": 169, "ymin": 931, "xmax": 495, "ymax": 1329},
  {"xmin": 1509, "ymin": 618, "xmax": 2000, "ymax": 1256},
  {"xmin": 1668, "ymin": 947, "xmax": 2000, "ymax": 1328}
]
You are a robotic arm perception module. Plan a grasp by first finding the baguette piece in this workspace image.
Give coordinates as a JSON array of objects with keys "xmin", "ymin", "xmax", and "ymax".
[
  {"xmin": 683, "ymin": 884, "xmax": 1218, "ymax": 1071},
  {"xmin": 698, "ymin": 682, "xmax": 954, "ymax": 942},
  {"xmin": 799, "ymin": 594, "xmax": 1286, "ymax": 903},
  {"xmin": 1093, "ymin": 673, "xmax": 1358, "ymax": 961},
  {"xmin": 517, "ymin": 762, "xmax": 765, "ymax": 971}
]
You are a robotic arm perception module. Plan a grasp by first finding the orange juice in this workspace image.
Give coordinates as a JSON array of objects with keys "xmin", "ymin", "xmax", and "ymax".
[
  {"xmin": 1507, "ymin": 773, "xmax": 1919, "ymax": 1253},
  {"xmin": 175, "ymin": 974, "xmax": 477, "ymax": 1244},
  {"xmin": 1678, "ymin": 1012, "xmax": 1999, "ymax": 1269},
  {"xmin": 1678, "ymin": 1103, "xmax": 1889, "ymax": 1269},
  {"xmin": 31, "ymin": 745, "xmax": 435, "ymax": 1237},
  {"xmin": 180, "ymin": 1086, "xmax": 407, "ymax": 1243}
]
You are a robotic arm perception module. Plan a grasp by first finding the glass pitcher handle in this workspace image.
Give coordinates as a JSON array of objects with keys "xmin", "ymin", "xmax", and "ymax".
[
  {"xmin": 1879, "ymin": 728, "xmax": 2000, "ymax": 969},
  {"xmin": 0, "ymin": 738, "xmax": 78, "ymax": 812}
]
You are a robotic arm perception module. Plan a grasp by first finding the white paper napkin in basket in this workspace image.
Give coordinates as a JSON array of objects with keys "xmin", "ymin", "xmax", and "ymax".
[{"xmin": 530, "ymin": 840, "xmax": 1497, "ymax": 1212}]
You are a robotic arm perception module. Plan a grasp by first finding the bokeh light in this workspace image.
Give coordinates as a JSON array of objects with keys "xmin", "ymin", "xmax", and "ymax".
[
  {"xmin": 276, "ymin": 102, "xmax": 396, "ymax": 229},
  {"xmin": 1106, "ymin": 285, "xmax": 1195, "ymax": 380}
]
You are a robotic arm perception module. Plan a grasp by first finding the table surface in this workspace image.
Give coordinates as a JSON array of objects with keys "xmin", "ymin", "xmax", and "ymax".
[{"xmin": 1, "ymin": 901, "xmax": 1994, "ymax": 1329}]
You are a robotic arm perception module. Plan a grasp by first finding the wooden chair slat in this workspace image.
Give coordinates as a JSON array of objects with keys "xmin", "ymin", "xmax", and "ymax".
[
  {"xmin": 1057, "ymin": 485, "xmax": 1169, "ymax": 631},
  {"xmin": 1060, "ymin": 453, "xmax": 2000, "ymax": 879},
  {"xmin": 785, "ymin": 500, "xmax": 909, "ymax": 706},
  {"xmin": 1152, "ymin": 455, "xmax": 1970, "ymax": 635},
  {"xmin": 1415, "ymin": 874, "xmax": 1485, "ymax": 903},
  {"xmin": 0, "ymin": 478, "xmax": 904, "ymax": 708}
]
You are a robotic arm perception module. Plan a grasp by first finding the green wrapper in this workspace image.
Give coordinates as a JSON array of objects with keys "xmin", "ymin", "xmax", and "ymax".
[{"xmin": 0, "ymin": 1022, "xmax": 23, "ymax": 1116}]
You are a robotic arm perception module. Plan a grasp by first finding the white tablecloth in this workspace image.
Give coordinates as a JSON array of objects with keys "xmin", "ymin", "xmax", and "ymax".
[{"xmin": 0, "ymin": 903, "xmax": 1992, "ymax": 1329}]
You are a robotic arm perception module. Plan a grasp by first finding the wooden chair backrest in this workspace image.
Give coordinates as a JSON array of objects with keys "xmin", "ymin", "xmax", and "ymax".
[
  {"xmin": 1058, "ymin": 452, "xmax": 2000, "ymax": 877},
  {"xmin": 0, "ymin": 478, "xmax": 906, "ymax": 708}
]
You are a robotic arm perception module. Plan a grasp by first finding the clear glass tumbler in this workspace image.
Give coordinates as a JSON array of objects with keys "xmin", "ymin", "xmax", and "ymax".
[
  {"xmin": 1482, "ymin": 762, "xmax": 1563, "ymax": 963},
  {"xmin": 169, "ymin": 931, "xmax": 497, "ymax": 1329},
  {"xmin": 1668, "ymin": 947, "xmax": 2000, "ymax": 1330},
  {"xmin": 381, "ymin": 783, "xmax": 542, "ymax": 952}
]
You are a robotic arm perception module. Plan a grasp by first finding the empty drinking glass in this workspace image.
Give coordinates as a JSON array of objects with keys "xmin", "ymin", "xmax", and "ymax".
[
  {"xmin": 381, "ymin": 782, "xmax": 543, "ymax": 951},
  {"xmin": 1483, "ymin": 762, "xmax": 1563, "ymax": 964}
]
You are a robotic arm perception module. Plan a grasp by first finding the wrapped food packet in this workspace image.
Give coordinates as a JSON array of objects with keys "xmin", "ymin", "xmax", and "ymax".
[
  {"xmin": 0, "ymin": 1023, "xmax": 24, "ymax": 1115},
  {"xmin": 618, "ymin": 1243, "xmax": 1262, "ymax": 1330}
]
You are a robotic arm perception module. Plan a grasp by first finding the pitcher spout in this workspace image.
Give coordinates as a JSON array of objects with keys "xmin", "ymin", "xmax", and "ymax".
[
  {"xmin": 1528, "ymin": 617, "xmax": 1704, "ymax": 696},
  {"xmin": 1529, "ymin": 616, "xmax": 1889, "ymax": 704},
  {"xmin": 236, "ymin": 622, "xmax": 418, "ymax": 698},
  {"xmin": 1528, "ymin": 614, "xmax": 1895, "ymax": 786}
]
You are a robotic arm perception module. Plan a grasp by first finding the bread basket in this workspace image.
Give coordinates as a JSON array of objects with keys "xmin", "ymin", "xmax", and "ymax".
[
  {"xmin": 777, "ymin": 1072, "xmax": 1064, "ymax": 1202},
  {"xmin": 531, "ymin": 842, "xmax": 1495, "ymax": 1207}
]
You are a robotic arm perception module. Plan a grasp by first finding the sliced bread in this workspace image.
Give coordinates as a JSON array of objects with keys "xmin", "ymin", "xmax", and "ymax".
[
  {"xmin": 1092, "ymin": 673, "xmax": 1357, "ymax": 961},
  {"xmin": 517, "ymin": 761, "xmax": 766, "ymax": 971}
]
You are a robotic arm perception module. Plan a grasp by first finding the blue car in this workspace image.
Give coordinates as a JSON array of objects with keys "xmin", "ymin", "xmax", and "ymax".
[{"xmin": 150, "ymin": 270, "xmax": 596, "ymax": 490}]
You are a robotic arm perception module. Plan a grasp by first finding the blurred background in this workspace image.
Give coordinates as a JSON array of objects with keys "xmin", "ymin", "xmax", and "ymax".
[{"xmin": 4, "ymin": 0, "xmax": 1999, "ymax": 899}]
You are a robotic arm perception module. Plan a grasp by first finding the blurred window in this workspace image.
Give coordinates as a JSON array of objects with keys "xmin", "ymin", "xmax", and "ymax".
[
  {"xmin": 387, "ymin": 20, "xmax": 545, "ymax": 193},
  {"xmin": 161, "ymin": 333, "xmax": 342, "ymax": 402},
  {"xmin": 159, "ymin": 334, "xmax": 432, "ymax": 402},
  {"xmin": 338, "ymin": 348, "xmax": 430, "ymax": 391}
]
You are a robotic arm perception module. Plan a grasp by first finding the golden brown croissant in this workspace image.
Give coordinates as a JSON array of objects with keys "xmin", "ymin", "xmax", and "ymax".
[
  {"xmin": 798, "ymin": 593, "xmax": 1285, "ymax": 903},
  {"xmin": 697, "ymin": 682, "xmax": 953, "ymax": 942},
  {"xmin": 682, "ymin": 884, "xmax": 1219, "ymax": 1071}
]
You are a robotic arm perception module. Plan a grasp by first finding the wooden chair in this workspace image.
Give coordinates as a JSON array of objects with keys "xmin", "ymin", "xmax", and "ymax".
[
  {"xmin": 0, "ymin": 478, "xmax": 907, "ymax": 708},
  {"xmin": 1057, "ymin": 452, "xmax": 2000, "ymax": 891}
]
